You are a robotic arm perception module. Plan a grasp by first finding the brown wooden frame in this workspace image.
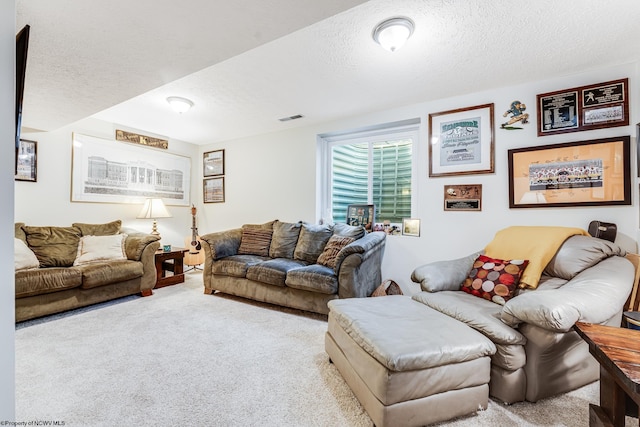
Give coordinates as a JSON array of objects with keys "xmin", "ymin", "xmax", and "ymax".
[
  {"xmin": 508, "ymin": 136, "xmax": 631, "ymax": 209},
  {"xmin": 428, "ymin": 103, "xmax": 494, "ymax": 177}
]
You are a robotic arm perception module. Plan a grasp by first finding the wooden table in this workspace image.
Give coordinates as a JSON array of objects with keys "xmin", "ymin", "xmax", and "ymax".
[
  {"xmin": 574, "ymin": 322, "xmax": 640, "ymax": 426},
  {"xmin": 154, "ymin": 247, "xmax": 188, "ymax": 289}
]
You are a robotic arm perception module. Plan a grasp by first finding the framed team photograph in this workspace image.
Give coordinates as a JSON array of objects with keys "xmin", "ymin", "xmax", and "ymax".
[{"xmin": 508, "ymin": 136, "xmax": 630, "ymax": 208}]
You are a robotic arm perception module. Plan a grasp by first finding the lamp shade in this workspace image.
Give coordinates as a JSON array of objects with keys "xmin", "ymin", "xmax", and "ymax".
[
  {"xmin": 372, "ymin": 17, "xmax": 415, "ymax": 52},
  {"xmin": 137, "ymin": 198, "xmax": 172, "ymax": 219}
]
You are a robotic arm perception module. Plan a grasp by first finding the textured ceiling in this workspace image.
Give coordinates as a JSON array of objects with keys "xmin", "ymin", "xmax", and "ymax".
[{"xmin": 17, "ymin": 0, "xmax": 640, "ymax": 145}]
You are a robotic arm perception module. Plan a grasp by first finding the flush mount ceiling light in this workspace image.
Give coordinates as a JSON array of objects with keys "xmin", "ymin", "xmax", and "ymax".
[
  {"xmin": 372, "ymin": 17, "xmax": 415, "ymax": 52},
  {"xmin": 166, "ymin": 96, "xmax": 194, "ymax": 114}
]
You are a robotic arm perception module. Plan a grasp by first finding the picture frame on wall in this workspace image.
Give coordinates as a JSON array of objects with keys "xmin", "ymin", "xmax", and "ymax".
[
  {"xmin": 203, "ymin": 149, "xmax": 225, "ymax": 177},
  {"xmin": 71, "ymin": 133, "xmax": 191, "ymax": 205},
  {"xmin": 402, "ymin": 218, "xmax": 420, "ymax": 237},
  {"xmin": 15, "ymin": 138, "xmax": 37, "ymax": 182},
  {"xmin": 204, "ymin": 177, "xmax": 225, "ymax": 203},
  {"xmin": 428, "ymin": 103, "xmax": 494, "ymax": 177},
  {"xmin": 346, "ymin": 204, "xmax": 375, "ymax": 232},
  {"xmin": 508, "ymin": 136, "xmax": 630, "ymax": 208}
]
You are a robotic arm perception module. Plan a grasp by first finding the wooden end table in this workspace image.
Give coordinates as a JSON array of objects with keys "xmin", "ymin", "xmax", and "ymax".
[
  {"xmin": 154, "ymin": 247, "xmax": 188, "ymax": 289},
  {"xmin": 574, "ymin": 321, "xmax": 640, "ymax": 427}
]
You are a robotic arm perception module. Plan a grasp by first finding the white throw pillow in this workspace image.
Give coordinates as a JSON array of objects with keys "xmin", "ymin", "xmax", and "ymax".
[
  {"xmin": 73, "ymin": 234, "xmax": 128, "ymax": 266},
  {"xmin": 15, "ymin": 238, "xmax": 40, "ymax": 271}
]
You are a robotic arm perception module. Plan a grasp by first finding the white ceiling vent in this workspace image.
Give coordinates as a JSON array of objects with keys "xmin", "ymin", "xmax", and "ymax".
[{"xmin": 278, "ymin": 114, "xmax": 304, "ymax": 122}]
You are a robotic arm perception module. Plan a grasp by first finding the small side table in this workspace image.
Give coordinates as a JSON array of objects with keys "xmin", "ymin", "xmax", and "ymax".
[{"xmin": 155, "ymin": 247, "xmax": 188, "ymax": 289}]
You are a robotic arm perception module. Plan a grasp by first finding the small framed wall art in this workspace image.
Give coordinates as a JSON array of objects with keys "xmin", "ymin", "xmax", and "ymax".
[
  {"xmin": 444, "ymin": 184, "xmax": 482, "ymax": 211},
  {"xmin": 204, "ymin": 177, "xmax": 225, "ymax": 203},
  {"xmin": 508, "ymin": 136, "xmax": 630, "ymax": 208},
  {"xmin": 15, "ymin": 138, "xmax": 37, "ymax": 182},
  {"xmin": 428, "ymin": 103, "xmax": 495, "ymax": 177},
  {"xmin": 402, "ymin": 218, "xmax": 420, "ymax": 237},
  {"xmin": 203, "ymin": 149, "xmax": 225, "ymax": 177}
]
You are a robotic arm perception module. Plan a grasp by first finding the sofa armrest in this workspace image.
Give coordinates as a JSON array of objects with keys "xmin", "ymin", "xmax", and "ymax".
[
  {"xmin": 501, "ymin": 255, "xmax": 635, "ymax": 332},
  {"xmin": 200, "ymin": 228, "xmax": 242, "ymax": 260},
  {"xmin": 336, "ymin": 232, "xmax": 386, "ymax": 298},
  {"xmin": 124, "ymin": 232, "xmax": 160, "ymax": 261},
  {"xmin": 410, "ymin": 250, "xmax": 484, "ymax": 292},
  {"xmin": 139, "ymin": 239, "xmax": 161, "ymax": 293}
]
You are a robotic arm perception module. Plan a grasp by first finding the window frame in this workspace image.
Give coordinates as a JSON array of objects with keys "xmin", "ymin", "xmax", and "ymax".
[{"xmin": 318, "ymin": 119, "xmax": 420, "ymax": 226}]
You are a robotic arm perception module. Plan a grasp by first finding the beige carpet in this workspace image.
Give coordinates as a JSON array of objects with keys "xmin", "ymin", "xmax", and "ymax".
[{"xmin": 15, "ymin": 273, "xmax": 633, "ymax": 426}]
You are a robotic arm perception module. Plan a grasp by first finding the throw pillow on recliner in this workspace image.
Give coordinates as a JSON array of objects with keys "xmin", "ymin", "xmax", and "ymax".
[{"xmin": 461, "ymin": 255, "xmax": 529, "ymax": 305}]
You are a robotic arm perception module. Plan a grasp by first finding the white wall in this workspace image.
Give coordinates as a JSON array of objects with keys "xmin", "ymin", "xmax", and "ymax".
[
  {"xmin": 1, "ymin": 0, "xmax": 16, "ymax": 419},
  {"xmin": 16, "ymin": 118, "xmax": 200, "ymax": 249},
  {"xmin": 199, "ymin": 63, "xmax": 639, "ymax": 294}
]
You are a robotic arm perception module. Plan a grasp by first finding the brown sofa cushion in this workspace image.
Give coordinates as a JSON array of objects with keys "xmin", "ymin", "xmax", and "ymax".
[
  {"xmin": 72, "ymin": 220, "xmax": 122, "ymax": 236},
  {"xmin": 238, "ymin": 226, "xmax": 273, "ymax": 257},
  {"xmin": 317, "ymin": 235, "xmax": 355, "ymax": 270},
  {"xmin": 78, "ymin": 260, "xmax": 144, "ymax": 289},
  {"xmin": 15, "ymin": 267, "xmax": 83, "ymax": 298},
  {"xmin": 285, "ymin": 264, "xmax": 338, "ymax": 294},
  {"xmin": 212, "ymin": 255, "xmax": 267, "ymax": 278},
  {"xmin": 246, "ymin": 258, "xmax": 307, "ymax": 287},
  {"xmin": 24, "ymin": 226, "xmax": 82, "ymax": 267}
]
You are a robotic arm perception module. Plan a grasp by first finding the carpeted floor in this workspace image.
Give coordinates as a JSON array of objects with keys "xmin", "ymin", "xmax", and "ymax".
[{"xmin": 15, "ymin": 273, "xmax": 633, "ymax": 426}]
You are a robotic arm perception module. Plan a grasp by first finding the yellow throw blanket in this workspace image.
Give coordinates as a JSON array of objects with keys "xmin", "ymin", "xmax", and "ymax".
[{"xmin": 484, "ymin": 226, "xmax": 589, "ymax": 289}]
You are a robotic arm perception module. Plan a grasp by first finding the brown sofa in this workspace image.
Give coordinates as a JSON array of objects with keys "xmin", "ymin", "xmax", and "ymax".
[
  {"xmin": 201, "ymin": 220, "xmax": 386, "ymax": 315},
  {"xmin": 14, "ymin": 220, "xmax": 160, "ymax": 322}
]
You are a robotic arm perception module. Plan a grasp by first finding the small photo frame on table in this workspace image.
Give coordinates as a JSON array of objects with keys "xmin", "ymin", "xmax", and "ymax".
[
  {"xmin": 428, "ymin": 103, "xmax": 494, "ymax": 177},
  {"xmin": 204, "ymin": 177, "xmax": 225, "ymax": 203},
  {"xmin": 508, "ymin": 136, "xmax": 630, "ymax": 208},
  {"xmin": 402, "ymin": 218, "xmax": 420, "ymax": 237},
  {"xmin": 203, "ymin": 149, "xmax": 225, "ymax": 177},
  {"xmin": 15, "ymin": 139, "xmax": 37, "ymax": 182},
  {"xmin": 346, "ymin": 204, "xmax": 375, "ymax": 232}
]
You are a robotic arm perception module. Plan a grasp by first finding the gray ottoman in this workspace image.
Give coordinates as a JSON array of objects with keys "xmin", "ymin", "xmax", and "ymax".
[{"xmin": 325, "ymin": 296, "xmax": 496, "ymax": 427}]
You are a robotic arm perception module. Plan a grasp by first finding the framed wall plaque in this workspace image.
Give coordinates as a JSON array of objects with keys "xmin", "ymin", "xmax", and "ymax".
[
  {"xmin": 429, "ymin": 103, "xmax": 494, "ymax": 177},
  {"xmin": 508, "ymin": 136, "xmax": 630, "ymax": 208},
  {"xmin": 444, "ymin": 184, "xmax": 482, "ymax": 211},
  {"xmin": 537, "ymin": 78, "xmax": 629, "ymax": 136}
]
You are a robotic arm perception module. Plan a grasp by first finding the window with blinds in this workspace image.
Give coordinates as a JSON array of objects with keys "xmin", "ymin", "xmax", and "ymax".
[{"xmin": 321, "ymin": 120, "xmax": 418, "ymax": 225}]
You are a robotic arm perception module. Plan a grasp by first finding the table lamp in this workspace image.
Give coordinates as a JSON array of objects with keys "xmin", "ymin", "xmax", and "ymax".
[{"xmin": 137, "ymin": 198, "xmax": 172, "ymax": 238}]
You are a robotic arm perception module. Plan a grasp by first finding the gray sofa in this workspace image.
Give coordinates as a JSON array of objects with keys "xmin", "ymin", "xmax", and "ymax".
[
  {"xmin": 201, "ymin": 220, "xmax": 386, "ymax": 314},
  {"xmin": 15, "ymin": 221, "xmax": 160, "ymax": 322},
  {"xmin": 325, "ymin": 230, "xmax": 635, "ymax": 426}
]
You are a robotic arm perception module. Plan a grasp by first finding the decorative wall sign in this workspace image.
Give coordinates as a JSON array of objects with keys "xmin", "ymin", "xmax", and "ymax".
[
  {"xmin": 444, "ymin": 184, "xmax": 482, "ymax": 211},
  {"xmin": 203, "ymin": 149, "xmax": 225, "ymax": 176},
  {"xmin": 15, "ymin": 139, "xmax": 37, "ymax": 182},
  {"xmin": 428, "ymin": 103, "xmax": 494, "ymax": 177},
  {"xmin": 537, "ymin": 78, "xmax": 629, "ymax": 136},
  {"xmin": 204, "ymin": 177, "xmax": 225, "ymax": 203},
  {"xmin": 115, "ymin": 129, "xmax": 169, "ymax": 149},
  {"xmin": 72, "ymin": 133, "xmax": 190, "ymax": 205},
  {"xmin": 508, "ymin": 136, "xmax": 630, "ymax": 208},
  {"xmin": 500, "ymin": 100, "xmax": 529, "ymax": 130}
]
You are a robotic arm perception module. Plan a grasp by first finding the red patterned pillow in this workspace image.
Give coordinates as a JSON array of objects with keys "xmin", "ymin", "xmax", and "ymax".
[{"xmin": 461, "ymin": 255, "xmax": 529, "ymax": 305}]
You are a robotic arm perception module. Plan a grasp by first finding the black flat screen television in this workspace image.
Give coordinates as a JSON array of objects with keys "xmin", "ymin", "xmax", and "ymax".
[{"xmin": 15, "ymin": 24, "xmax": 30, "ymax": 174}]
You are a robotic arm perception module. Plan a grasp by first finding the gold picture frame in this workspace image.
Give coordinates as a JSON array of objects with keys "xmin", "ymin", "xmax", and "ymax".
[{"xmin": 508, "ymin": 136, "xmax": 630, "ymax": 208}]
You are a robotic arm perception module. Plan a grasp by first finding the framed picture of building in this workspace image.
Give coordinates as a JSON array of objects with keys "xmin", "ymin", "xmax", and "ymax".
[{"xmin": 71, "ymin": 133, "xmax": 191, "ymax": 205}]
